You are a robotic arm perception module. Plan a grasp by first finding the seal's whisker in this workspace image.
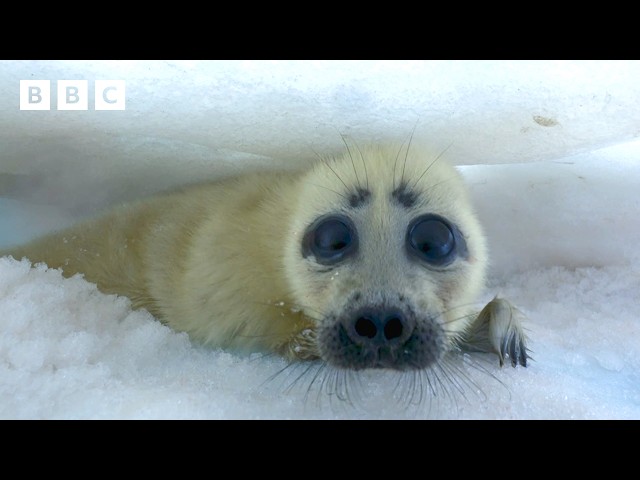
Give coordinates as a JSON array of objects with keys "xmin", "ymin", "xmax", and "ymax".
[
  {"xmin": 411, "ymin": 142, "xmax": 454, "ymax": 191},
  {"xmin": 351, "ymin": 139, "xmax": 369, "ymax": 191},
  {"xmin": 248, "ymin": 351, "xmax": 277, "ymax": 363},
  {"xmin": 437, "ymin": 360, "xmax": 463, "ymax": 408},
  {"xmin": 260, "ymin": 360, "xmax": 300, "ymax": 388},
  {"xmin": 461, "ymin": 354, "xmax": 511, "ymax": 400},
  {"xmin": 305, "ymin": 180, "xmax": 349, "ymax": 201},
  {"xmin": 445, "ymin": 356, "xmax": 489, "ymax": 402},
  {"xmin": 223, "ymin": 319, "xmax": 250, "ymax": 346},
  {"xmin": 439, "ymin": 357, "xmax": 476, "ymax": 402},
  {"xmin": 438, "ymin": 359, "xmax": 466, "ymax": 398},
  {"xmin": 392, "ymin": 142, "xmax": 404, "ymax": 191},
  {"xmin": 314, "ymin": 149, "xmax": 351, "ymax": 194},
  {"xmin": 400, "ymin": 125, "xmax": 417, "ymax": 187},
  {"xmin": 282, "ymin": 361, "xmax": 320, "ymax": 394},
  {"xmin": 399, "ymin": 370, "xmax": 426, "ymax": 408},
  {"xmin": 304, "ymin": 362, "xmax": 328, "ymax": 406},
  {"xmin": 339, "ymin": 134, "xmax": 362, "ymax": 192}
]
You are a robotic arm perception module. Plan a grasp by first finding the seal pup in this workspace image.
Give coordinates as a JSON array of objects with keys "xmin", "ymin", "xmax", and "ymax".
[{"xmin": 1, "ymin": 144, "xmax": 528, "ymax": 372}]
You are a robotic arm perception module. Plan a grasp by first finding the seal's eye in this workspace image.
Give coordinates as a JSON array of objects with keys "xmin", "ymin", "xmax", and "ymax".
[
  {"xmin": 302, "ymin": 215, "xmax": 358, "ymax": 265},
  {"xmin": 407, "ymin": 214, "xmax": 459, "ymax": 266}
]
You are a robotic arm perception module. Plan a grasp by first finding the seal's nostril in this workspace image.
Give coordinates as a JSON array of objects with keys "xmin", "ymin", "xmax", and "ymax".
[
  {"xmin": 384, "ymin": 317, "xmax": 403, "ymax": 340},
  {"xmin": 352, "ymin": 309, "xmax": 408, "ymax": 344},
  {"xmin": 355, "ymin": 317, "xmax": 377, "ymax": 339},
  {"xmin": 324, "ymin": 304, "xmax": 446, "ymax": 370}
]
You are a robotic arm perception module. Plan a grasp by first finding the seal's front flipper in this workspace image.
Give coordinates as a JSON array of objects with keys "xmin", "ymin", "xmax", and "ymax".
[
  {"xmin": 282, "ymin": 327, "xmax": 320, "ymax": 361},
  {"xmin": 461, "ymin": 296, "xmax": 530, "ymax": 367}
]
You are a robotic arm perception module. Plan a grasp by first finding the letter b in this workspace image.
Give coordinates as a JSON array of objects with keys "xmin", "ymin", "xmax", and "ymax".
[
  {"xmin": 58, "ymin": 80, "xmax": 88, "ymax": 110},
  {"xmin": 29, "ymin": 87, "xmax": 42, "ymax": 103},
  {"xmin": 20, "ymin": 80, "xmax": 51, "ymax": 110},
  {"xmin": 66, "ymin": 86, "xmax": 79, "ymax": 104}
]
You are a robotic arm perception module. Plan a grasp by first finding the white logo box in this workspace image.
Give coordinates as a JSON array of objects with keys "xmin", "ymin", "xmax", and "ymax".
[{"xmin": 20, "ymin": 80, "xmax": 126, "ymax": 111}]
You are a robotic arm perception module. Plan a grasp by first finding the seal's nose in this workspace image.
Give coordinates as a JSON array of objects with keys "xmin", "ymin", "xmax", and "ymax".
[
  {"xmin": 321, "ymin": 303, "xmax": 444, "ymax": 370},
  {"xmin": 348, "ymin": 307, "xmax": 414, "ymax": 347}
]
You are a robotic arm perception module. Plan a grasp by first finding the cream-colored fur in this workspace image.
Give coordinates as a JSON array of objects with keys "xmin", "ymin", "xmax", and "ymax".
[
  {"xmin": 284, "ymin": 145, "xmax": 487, "ymax": 349},
  {"xmin": 2, "ymin": 144, "xmax": 528, "ymax": 368}
]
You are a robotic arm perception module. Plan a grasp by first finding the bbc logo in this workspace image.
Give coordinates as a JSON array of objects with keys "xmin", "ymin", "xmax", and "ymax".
[{"xmin": 20, "ymin": 80, "xmax": 126, "ymax": 110}]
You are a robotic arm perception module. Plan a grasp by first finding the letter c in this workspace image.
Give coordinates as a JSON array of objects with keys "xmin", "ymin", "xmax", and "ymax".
[{"xmin": 102, "ymin": 86, "xmax": 117, "ymax": 104}]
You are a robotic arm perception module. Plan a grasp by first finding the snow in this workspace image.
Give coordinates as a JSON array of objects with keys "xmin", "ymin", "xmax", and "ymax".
[{"xmin": 0, "ymin": 60, "xmax": 639, "ymax": 419}]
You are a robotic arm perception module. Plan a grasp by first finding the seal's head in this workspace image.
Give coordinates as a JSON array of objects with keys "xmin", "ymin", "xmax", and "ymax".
[{"xmin": 284, "ymin": 144, "xmax": 487, "ymax": 370}]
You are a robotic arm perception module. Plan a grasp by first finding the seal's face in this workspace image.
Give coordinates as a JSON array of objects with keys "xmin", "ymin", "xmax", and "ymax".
[{"xmin": 284, "ymin": 145, "xmax": 487, "ymax": 371}]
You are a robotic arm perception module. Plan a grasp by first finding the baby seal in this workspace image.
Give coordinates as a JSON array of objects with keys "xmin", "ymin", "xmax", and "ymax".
[{"xmin": 2, "ymin": 144, "xmax": 528, "ymax": 371}]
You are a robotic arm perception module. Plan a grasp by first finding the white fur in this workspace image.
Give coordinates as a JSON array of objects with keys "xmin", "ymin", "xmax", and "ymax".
[{"xmin": 3, "ymin": 145, "xmax": 489, "ymax": 363}]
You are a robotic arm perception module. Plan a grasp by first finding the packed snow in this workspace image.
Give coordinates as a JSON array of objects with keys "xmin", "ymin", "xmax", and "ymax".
[{"xmin": 0, "ymin": 60, "xmax": 638, "ymax": 419}]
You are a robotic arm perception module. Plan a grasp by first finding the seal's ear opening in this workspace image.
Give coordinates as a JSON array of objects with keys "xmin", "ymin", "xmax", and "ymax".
[{"xmin": 302, "ymin": 214, "xmax": 359, "ymax": 265}]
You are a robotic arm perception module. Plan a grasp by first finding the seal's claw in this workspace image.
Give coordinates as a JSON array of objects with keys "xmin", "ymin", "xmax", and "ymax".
[
  {"xmin": 460, "ymin": 296, "xmax": 530, "ymax": 368},
  {"xmin": 499, "ymin": 324, "xmax": 528, "ymax": 367},
  {"xmin": 283, "ymin": 327, "xmax": 320, "ymax": 361}
]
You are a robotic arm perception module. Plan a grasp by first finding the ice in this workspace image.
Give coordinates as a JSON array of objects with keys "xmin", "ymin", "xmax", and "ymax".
[{"xmin": 0, "ymin": 252, "xmax": 639, "ymax": 419}]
